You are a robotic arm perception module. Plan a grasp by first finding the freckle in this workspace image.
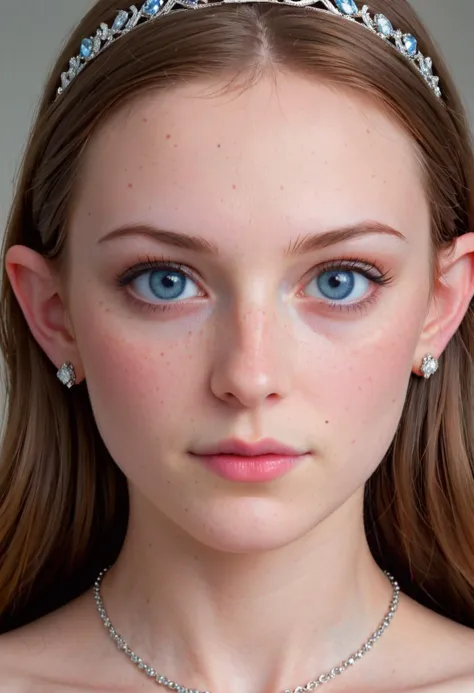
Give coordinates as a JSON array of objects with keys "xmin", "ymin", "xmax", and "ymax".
[
  {"xmin": 160, "ymin": 352, "xmax": 165, "ymax": 357},
  {"xmin": 174, "ymin": 144, "xmax": 178, "ymax": 148},
  {"xmin": 166, "ymin": 133, "xmax": 172, "ymax": 139}
]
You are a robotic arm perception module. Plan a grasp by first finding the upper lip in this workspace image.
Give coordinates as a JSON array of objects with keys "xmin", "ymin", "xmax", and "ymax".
[{"xmin": 191, "ymin": 437, "xmax": 307, "ymax": 457}]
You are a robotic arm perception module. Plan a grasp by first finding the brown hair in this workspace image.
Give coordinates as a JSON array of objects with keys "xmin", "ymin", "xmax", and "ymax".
[{"xmin": 1, "ymin": 0, "xmax": 473, "ymax": 632}]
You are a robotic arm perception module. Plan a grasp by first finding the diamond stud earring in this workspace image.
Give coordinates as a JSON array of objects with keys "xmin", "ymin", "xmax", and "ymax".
[
  {"xmin": 420, "ymin": 354, "xmax": 439, "ymax": 379},
  {"xmin": 56, "ymin": 362, "xmax": 77, "ymax": 389}
]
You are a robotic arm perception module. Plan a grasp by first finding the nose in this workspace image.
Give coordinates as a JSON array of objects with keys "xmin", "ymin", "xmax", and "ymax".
[{"xmin": 209, "ymin": 301, "xmax": 294, "ymax": 409}]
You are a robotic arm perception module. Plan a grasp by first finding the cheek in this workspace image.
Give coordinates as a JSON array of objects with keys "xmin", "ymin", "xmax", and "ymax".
[
  {"xmin": 72, "ymin": 301, "xmax": 206, "ymax": 462},
  {"xmin": 299, "ymin": 303, "xmax": 424, "ymax": 479}
]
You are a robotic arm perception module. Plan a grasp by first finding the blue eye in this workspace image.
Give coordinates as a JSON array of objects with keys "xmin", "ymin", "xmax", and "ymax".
[
  {"xmin": 118, "ymin": 263, "xmax": 201, "ymax": 304},
  {"xmin": 305, "ymin": 268, "xmax": 370, "ymax": 303}
]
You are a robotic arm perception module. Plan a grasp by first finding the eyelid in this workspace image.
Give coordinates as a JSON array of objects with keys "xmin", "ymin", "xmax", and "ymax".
[
  {"xmin": 115, "ymin": 255, "xmax": 205, "ymax": 291},
  {"xmin": 297, "ymin": 257, "xmax": 395, "ymax": 315},
  {"xmin": 117, "ymin": 255, "xmax": 388, "ymax": 283},
  {"xmin": 301, "ymin": 256, "xmax": 392, "ymax": 288}
]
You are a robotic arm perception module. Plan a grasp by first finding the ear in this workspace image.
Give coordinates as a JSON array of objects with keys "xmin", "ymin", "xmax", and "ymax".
[
  {"xmin": 5, "ymin": 245, "xmax": 84, "ymax": 382},
  {"xmin": 413, "ymin": 232, "xmax": 474, "ymax": 376}
]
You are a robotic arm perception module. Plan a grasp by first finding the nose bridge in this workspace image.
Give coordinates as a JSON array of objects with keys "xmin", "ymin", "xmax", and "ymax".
[
  {"xmin": 209, "ymin": 287, "xmax": 294, "ymax": 408},
  {"xmin": 233, "ymin": 283, "xmax": 286, "ymax": 362},
  {"xmin": 239, "ymin": 299, "xmax": 272, "ymax": 354}
]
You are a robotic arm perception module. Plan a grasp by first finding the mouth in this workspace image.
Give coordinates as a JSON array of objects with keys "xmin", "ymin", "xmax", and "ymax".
[{"xmin": 189, "ymin": 437, "xmax": 310, "ymax": 482}]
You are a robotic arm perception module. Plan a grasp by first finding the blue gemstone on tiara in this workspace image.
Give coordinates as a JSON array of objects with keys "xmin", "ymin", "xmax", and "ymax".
[
  {"xmin": 335, "ymin": 0, "xmax": 358, "ymax": 15},
  {"xmin": 112, "ymin": 10, "xmax": 129, "ymax": 31},
  {"xmin": 143, "ymin": 0, "xmax": 162, "ymax": 15},
  {"xmin": 80, "ymin": 38, "xmax": 94, "ymax": 59},
  {"xmin": 375, "ymin": 14, "xmax": 393, "ymax": 37},
  {"xmin": 403, "ymin": 34, "xmax": 417, "ymax": 57}
]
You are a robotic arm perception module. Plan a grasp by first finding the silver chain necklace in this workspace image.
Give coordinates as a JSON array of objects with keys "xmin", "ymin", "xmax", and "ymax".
[{"xmin": 94, "ymin": 567, "xmax": 400, "ymax": 692}]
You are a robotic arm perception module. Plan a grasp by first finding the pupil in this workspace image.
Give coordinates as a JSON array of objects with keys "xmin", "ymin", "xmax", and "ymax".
[
  {"xmin": 317, "ymin": 270, "xmax": 354, "ymax": 300},
  {"xmin": 150, "ymin": 271, "xmax": 185, "ymax": 300}
]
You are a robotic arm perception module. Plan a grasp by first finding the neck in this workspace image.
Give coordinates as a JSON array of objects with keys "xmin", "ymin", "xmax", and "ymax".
[{"xmin": 101, "ymin": 488, "xmax": 395, "ymax": 693}]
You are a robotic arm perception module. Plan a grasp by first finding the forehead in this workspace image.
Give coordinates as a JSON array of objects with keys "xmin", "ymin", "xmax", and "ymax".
[{"xmin": 72, "ymin": 72, "xmax": 429, "ymax": 247}]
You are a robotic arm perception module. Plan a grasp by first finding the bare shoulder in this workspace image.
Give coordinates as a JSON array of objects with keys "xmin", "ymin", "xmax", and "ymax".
[
  {"xmin": 0, "ymin": 628, "xmax": 36, "ymax": 692},
  {"xmin": 435, "ymin": 673, "xmax": 474, "ymax": 693},
  {"xmin": 0, "ymin": 589, "xmax": 127, "ymax": 692},
  {"xmin": 414, "ymin": 667, "xmax": 474, "ymax": 693},
  {"xmin": 389, "ymin": 593, "xmax": 474, "ymax": 692}
]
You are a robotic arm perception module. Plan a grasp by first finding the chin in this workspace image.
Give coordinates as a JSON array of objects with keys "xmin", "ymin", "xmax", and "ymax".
[{"xmin": 171, "ymin": 495, "xmax": 318, "ymax": 553}]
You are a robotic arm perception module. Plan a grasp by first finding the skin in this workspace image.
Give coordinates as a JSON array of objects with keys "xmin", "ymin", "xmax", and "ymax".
[{"xmin": 2, "ymin": 72, "xmax": 474, "ymax": 692}]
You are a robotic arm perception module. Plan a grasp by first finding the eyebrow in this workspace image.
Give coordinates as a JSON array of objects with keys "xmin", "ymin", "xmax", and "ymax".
[{"xmin": 97, "ymin": 221, "xmax": 407, "ymax": 255}]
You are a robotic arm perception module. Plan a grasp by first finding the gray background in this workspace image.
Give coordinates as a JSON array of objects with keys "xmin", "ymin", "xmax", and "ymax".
[{"xmin": 0, "ymin": 0, "xmax": 473, "ymax": 231}]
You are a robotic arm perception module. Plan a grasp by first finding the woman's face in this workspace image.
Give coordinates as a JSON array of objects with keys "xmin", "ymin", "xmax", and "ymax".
[{"xmin": 67, "ymin": 72, "xmax": 431, "ymax": 551}]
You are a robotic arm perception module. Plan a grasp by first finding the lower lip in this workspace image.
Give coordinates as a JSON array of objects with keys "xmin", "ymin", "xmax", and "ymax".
[{"xmin": 193, "ymin": 454, "xmax": 305, "ymax": 482}]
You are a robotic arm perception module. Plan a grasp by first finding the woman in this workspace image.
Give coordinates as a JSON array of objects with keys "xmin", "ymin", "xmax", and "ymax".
[{"xmin": 0, "ymin": 0, "xmax": 473, "ymax": 690}]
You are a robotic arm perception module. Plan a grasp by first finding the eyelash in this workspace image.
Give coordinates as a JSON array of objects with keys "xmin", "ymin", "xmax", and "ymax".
[
  {"xmin": 115, "ymin": 255, "xmax": 201, "ymax": 314},
  {"xmin": 306, "ymin": 257, "xmax": 395, "ymax": 314},
  {"xmin": 115, "ymin": 254, "xmax": 395, "ymax": 314}
]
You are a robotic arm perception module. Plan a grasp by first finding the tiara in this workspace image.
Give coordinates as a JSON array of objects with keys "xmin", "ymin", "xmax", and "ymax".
[{"xmin": 56, "ymin": 0, "xmax": 441, "ymax": 100}]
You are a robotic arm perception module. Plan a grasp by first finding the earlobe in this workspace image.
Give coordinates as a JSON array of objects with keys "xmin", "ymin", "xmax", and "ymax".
[
  {"xmin": 413, "ymin": 233, "xmax": 474, "ymax": 375},
  {"xmin": 5, "ymin": 244, "xmax": 83, "ymax": 380}
]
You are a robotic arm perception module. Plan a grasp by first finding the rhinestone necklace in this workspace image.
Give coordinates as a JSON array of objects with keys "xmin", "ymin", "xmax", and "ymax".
[{"xmin": 94, "ymin": 567, "xmax": 400, "ymax": 692}]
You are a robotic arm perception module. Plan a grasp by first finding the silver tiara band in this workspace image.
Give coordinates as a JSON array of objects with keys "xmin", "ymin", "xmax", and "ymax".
[{"xmin": 56, "ymin": 0, "xmax": 441, "ymax": 100}]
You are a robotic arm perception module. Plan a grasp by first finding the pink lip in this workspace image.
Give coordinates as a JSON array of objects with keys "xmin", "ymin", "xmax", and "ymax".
[
  {"xmin": 190, "ymin": 438, "xmax": 309, "ymax": 482},
  {"xmin": 192, "ymin": 437, "xmax": 305, "ymax": 457}
]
